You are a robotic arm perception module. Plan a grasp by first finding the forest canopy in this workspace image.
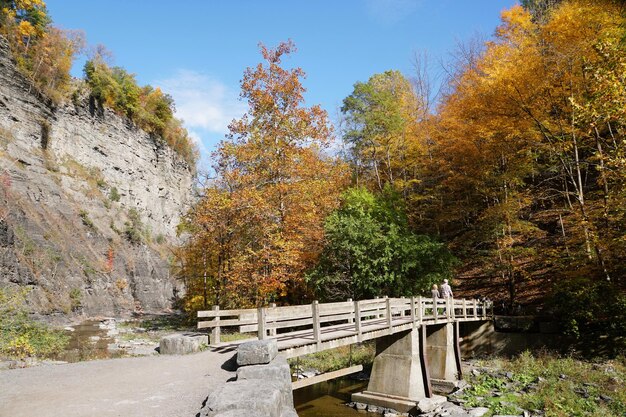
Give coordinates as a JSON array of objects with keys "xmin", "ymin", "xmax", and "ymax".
[{"xmin": 179, "ymin": 0, "xmax": 626, "ymax": 338}]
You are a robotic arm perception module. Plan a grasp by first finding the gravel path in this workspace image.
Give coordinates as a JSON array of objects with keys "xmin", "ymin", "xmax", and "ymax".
[{"xmin": 0, "ymin": 348, "xmax": 237, "ymax": 417}]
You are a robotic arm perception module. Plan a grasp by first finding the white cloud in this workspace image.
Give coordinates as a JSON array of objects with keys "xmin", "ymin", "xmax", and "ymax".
[
  {"xmin": 366, "ymin": 0, "xmax": 420, "ymax": 25},
  {"xmin": 156, "ymin": 69, "xmax": 246, "ymax": 134},
  {"xmin": 187, "ymin": 128, "xmax": 209, "ymax": 155}
]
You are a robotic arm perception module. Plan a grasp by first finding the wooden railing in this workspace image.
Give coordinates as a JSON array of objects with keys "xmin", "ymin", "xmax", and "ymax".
[{"xmin": 198, "ymin": 296, "xmax": 492, "ymax": 346}]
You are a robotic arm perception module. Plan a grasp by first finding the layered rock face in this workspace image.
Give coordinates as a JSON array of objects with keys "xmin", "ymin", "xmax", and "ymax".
[{"xmin": 0, "ymin": 36, "xmax": 194, "ymax": 319}]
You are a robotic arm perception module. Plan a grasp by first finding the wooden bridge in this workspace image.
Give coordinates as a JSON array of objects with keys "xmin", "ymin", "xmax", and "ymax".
[
  {"xmin": 198, "ymin": 296, "xmax": 492, "ymax": 412},
  {"xmin": 198, "ymin": 296, "xmax": 491, "ymax": 358}
]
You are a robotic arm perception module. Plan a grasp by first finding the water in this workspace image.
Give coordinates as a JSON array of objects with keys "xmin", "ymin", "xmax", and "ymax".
[
  {"xmin": 56, "ymin": 320, "xmax": 122, "ymax": 362},
  {"xmin": 294, "ymin": 378, "xmax": 379, "ymax": 417}
]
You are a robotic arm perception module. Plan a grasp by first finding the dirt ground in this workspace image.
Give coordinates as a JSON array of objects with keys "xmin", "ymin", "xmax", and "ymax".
[{"xmin": 0, "ymin": 347, "xmax": 237, "ymax": 417}]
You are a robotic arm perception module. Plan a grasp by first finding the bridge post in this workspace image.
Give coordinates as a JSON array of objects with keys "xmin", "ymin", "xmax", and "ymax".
[
  {"xmin": 433, "ymin": 296, "xmax": 439, "ymax": 323},
  {"xmin": 211, "ymin": 305, "xmax": 220, "ymax": 345},
  {"xmin": 257, "ymin": 307, "xmax": 266, "ymax": 340},
  {"xmin": 410, "ymin": 297, "xmax": 416, "ymax": 325},
  {"xmin": 417, "ymin": 296, "xmax": 423, "ymax": 323},
  {"xmin": 269, "ymin": 303, "xmax": 277, "ymax": 337},
  {"xmin": 386, "ymin": 297, "xmax": 392, "ymax": 333},
  {"xmin": 451, "ymin": 298, "xmax": 456, "ymax": 320},
  {"xmin": 354, "ymin": 300, "xmax": 362, "ymax": 342},
  {"xmin": 312, "ymin": 300, "xmax": 321, "ymax": 348},
  {"xmin": 347, "ymin": 298, "xmax": 354, "ymax": 323},
  {"xmin": 352, "ymin": 327, "xmax": 430, "ymax": 413}
]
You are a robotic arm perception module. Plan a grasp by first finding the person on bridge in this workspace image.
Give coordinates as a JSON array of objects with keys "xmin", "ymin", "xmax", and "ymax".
[
  {"xmin": 431, "ymin": 284, "xmax": 440, "ymax": 299},
  {"xmin": 440, "ymin": 279, "xmax": 453, "ymax": 299}
]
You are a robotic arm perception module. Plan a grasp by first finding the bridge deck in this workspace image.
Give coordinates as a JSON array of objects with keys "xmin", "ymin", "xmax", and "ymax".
[{"xmin": 200, "ymin": 297, "xmax": 491, "ymax": 358}]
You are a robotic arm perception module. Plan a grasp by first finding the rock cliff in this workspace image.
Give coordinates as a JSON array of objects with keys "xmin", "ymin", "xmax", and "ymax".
[{"xmin": 0, "ymin": 36, "xmax": 194, "ymax": 319}]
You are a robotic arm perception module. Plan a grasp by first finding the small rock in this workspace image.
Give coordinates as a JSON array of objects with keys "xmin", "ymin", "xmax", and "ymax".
[
  {"xmin": 367, "ymin": 405, "xmax": 381, "ymax": 413},
  {"xmin": 449, "ymin": 398, "xmax": 467, "ymax": 405},
  {"xmin": 355, "ymin": 402, "xmax": 367, "ymax": 410},
  {"xmin": 438, "ymin": 402, "xmax": 465, "ymax": 416},
  {"xmin": 416, "ymin": 395, "xmax": 447, "ymax": 413},
  {"xmin": 468, "ymin": 407, "xmax": 490, "ymax": 417},
  {"xmin": 471, "ymin": 369, "xmax": 481, "ymax": 377},
  {"xmin": 599, "ymin": 394, "xmax": 613, "ymax": 402},
  {"xmin": 524, "ymin": 383, "xmax": 538, "ymax": 392},
  {"xmin": 559, "ymin": 374, "xmax": 567, "ymax": 379},
  {"xmin": 301, "ymin": 370, "xmax": 318, "ymax": 379}
]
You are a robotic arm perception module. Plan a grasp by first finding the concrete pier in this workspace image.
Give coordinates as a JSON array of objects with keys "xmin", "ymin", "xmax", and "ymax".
[
  {"xmin": 426, "ymin": 322, "xmax": 461, "ymax": 381},
  {"xmin": 352, "ymin": 327, "xmax": 430, "ymax": 413},
  {"xmin": 352, "ymin": 322, "xmax": 464, "ymax": 412}
]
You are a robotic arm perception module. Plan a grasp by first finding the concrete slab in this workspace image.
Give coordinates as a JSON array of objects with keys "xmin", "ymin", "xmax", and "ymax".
[{"xmin": 351, "ymin": 391, "xmax": 417, "ymax": 413}]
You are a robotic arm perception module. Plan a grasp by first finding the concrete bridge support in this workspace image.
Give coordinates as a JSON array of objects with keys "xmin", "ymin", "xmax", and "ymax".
[
  {"xmin": 352, "ymin": 327, "xmax": 431, "ymax": 413},
  {"xmin": 426, "ymin": 322, "xmax": 462, "ymax": 392},
  {"xmin": 352, "ymin": 322, "xmax": 463, "ymax": 412},
  {"xmin": 426, "ymin": 322, "xmax": 462, "ymax": 380}
]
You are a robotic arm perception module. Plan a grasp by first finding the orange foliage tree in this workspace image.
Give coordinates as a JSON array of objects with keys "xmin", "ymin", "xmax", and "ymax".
[
  {"xmin": 411, "ymin": 0, "xmax": 626, "ymax": 309},
  {"xmin": 0, "ymin": 0, "xmax": 84, "ymax": 102},
  {"xmin": 179, "ymin": 41, "xmax": 348, "ymax": 309}
]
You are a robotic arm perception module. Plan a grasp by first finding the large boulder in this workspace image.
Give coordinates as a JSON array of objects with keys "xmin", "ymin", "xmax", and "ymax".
[
  {"xmin": 159, "ymin": 333, "xmax": 207, "ymax": 355},
  {"xmin": 236, "ymin": 355, "xmax": 293, "ymax": 407},
  {"xmin": 236, "ymin": 339, "xmax": 278, "ymax": 366},
  {"xmin": 201, "ymin": 379, "xmax": 285, "ymax": 417}
]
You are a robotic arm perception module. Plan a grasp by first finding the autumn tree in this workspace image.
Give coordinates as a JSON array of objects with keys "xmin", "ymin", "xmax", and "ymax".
[
  {"xmin": 180, "ymin": 41, "xmax": 348, "ymax": 309},
  {"xmin": 410, "ymin": 0, "xmax": 626, "ymax": 311},
  {"xmin": 0, "ymin": 0, "xmax": 84, "ymax": 102},
  {"xmin": 341, "ymin": 70, "xmax": 428, "ymax": 196}
]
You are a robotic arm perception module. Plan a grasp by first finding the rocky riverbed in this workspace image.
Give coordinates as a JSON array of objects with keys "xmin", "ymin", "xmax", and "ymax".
[{"xmin": 346, "ymin": 354, "xmax": 625, "ymax": 417}]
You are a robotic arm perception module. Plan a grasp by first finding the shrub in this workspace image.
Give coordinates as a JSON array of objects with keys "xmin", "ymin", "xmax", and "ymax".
[
  {"xmin": 40, "ymin": 119, "xmax": 50, "ymax": 150},
  {"xmin": 69, "ymin": 288, "xmax": 81, "ymax": 311},
  {"xmin": 0, "ymin": 288, "xmax": 69, "ymax": 359},
  {"xmin": 547, "ymin": 278, "xmax": 626, "ymax": 356},
  {"xmin": 109, "ymin": 187, "xmax": 120, "ymax": 202},
  {"xmin": 115, "ymin": 278, "xmax": 128, "ymax": 292},
  {"xmin": 124, "ymin": 208, "xmax": 143, "ymax": 244},
  {"xmin": 79, "ymin": 210, "xmax": 96, "ymax": 230}
]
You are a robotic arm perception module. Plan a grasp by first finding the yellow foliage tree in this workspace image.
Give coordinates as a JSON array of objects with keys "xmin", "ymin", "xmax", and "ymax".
[{"xmin": 179, "ymin": 41, "xmax": 348, "ymax": 309}]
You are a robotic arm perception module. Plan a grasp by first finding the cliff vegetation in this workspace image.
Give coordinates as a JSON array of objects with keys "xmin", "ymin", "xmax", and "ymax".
[{"xmin": 0, "ymin": 0, "xmax": 198, "ymax": 169}]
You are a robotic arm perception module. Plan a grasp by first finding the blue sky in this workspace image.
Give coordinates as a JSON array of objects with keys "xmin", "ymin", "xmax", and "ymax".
[{"xmin": 45, "ymin": 0, "xmax": 516, "ymax": 168}]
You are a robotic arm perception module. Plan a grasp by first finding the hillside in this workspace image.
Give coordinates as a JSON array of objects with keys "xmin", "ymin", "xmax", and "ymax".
[{"xmin": 0, "ymin": 36, "xmax": 193, "ymax": 319}]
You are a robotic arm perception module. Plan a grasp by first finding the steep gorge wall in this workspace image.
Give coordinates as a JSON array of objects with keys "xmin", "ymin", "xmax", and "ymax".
[{"xmin": 0, "ymin": 36, "xmax": 194, "ymax": 319}]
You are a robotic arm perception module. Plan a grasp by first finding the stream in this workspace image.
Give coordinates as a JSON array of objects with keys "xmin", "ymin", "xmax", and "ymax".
[
  {"xmin": 294, "ymin": 378, "xmax": 378, "ymax": 417},
  {"xmin": 55, "ymin": 319, "xmax": 158, "ymax": 362}
]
